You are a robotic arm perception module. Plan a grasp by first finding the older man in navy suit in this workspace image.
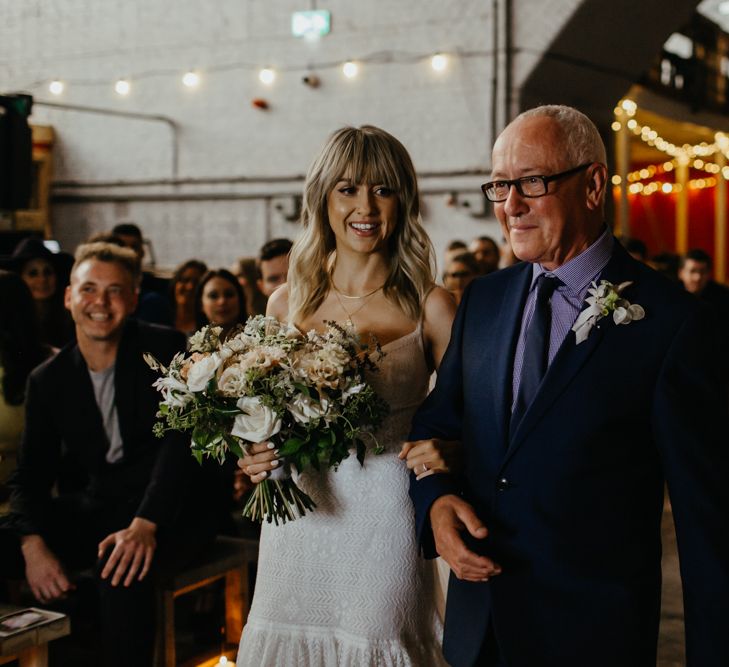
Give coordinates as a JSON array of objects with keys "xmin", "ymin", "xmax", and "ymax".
[{"xmin": 407, "ymin": 105, "xmax": 729, "ymax": 667}]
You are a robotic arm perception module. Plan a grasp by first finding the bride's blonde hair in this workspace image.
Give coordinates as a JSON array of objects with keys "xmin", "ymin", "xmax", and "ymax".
[{"xmin": 287, "ymin": 125, "xmax": 435, "ymax": 324}]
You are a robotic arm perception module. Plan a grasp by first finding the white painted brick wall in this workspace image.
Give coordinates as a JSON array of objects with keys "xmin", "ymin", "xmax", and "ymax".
[{"xmin": 0, "ymin": 0, "xmax": 576, "ymax": 272}]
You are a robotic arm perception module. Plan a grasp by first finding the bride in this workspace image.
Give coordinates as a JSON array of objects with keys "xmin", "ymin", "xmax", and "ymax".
[{"xmin": 236, "ymin": 125, "xmax": 456, "ymax": 666}]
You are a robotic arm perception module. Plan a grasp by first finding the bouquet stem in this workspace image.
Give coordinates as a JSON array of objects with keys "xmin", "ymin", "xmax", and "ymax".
[{"xmin": 242, "ymin": 478, "xmax": 316, "ymax": 525}]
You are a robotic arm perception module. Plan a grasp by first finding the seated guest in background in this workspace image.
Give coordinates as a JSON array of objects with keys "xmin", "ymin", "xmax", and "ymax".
[
  {"xmin": 469, "ymin": 235, "xmax": 500, "ymax": 274},
  {"xmin": 257, "ymin": 238, "xmax": 292, "ymax": 298},
  {"xmin": 443, "ymin": 239, "xmax": 468, "ymax": 267},
  {"xmin": 195, "ymin": 268, "xmax": 248, "ymax": 337},
  {"xmin": 679, "ymin": 248, "xmax": 729, "ymax": 325},
  {"xmin": 4, "ymin": 237, "xmax": 74, "ymax": 349},
  {"xmin": 232, "ymin": 256, "xmax": 268, "ymax": 316},
  {"xmin": 108, "ymin": 223, "xmax": 174, "ymax": 326},
  {"xmin": 169, "ymin": 259, "xmax": 207, "ymax": 335},
  {"xmin": 0, "ymin": 271, "xmax": 52, "ymax": 501},
  {"xmin": 443, "ymin": 251, "xmax": 479, "ymax": 305},
  {"xmin": 0, "ymin": 242, "xmax": 224, "ymax": 667}
]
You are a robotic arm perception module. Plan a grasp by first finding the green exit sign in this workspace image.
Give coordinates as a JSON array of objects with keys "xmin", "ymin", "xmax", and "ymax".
[{"xmin": 291, "ymin": 10, "xmax": 331, "ymax": 38}]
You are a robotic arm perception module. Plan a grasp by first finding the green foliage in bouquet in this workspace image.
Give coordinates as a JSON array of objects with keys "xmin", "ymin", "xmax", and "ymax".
[{"xmin": 146, "ymin": 316, "xmax": 389, "ymax": 524}]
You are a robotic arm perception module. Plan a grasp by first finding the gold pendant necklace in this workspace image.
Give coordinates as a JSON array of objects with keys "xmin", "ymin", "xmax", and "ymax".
[{"xmin": 332, "ymin": 287, "xmax": 378, "ymax": 325}]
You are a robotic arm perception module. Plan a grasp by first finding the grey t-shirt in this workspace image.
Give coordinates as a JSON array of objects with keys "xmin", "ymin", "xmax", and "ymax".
[{"xmin": 88, "ymin": 365, "xmax": 124, "ymax": 464}]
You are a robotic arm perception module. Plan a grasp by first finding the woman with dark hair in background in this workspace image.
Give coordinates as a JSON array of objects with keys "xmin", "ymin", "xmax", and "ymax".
[
  {"xmin": 8, "ymin": 238, "xmax": 74, "ymax": 349},
  {"xmin": 194, "ymin": 268, "xmax": 248, "ymax": 338},
  {"xmin": 0, "ymin": 271, "xmax": 52, "ymax": 499},
  {"xmin": 170, "ymin": 259, "xmax": 207, "ymax": 335}
]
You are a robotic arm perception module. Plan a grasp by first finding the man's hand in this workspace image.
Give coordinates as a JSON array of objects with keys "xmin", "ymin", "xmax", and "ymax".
[
  {"xmin": 430, "ymin": 494, "xmax": 502, "ymax": 581},
  {"xmin": 98, "ymin": 517, "xmax": 157, "ymax": 587},
  {"xmin": 21, "ymin": 534, "xmax": 75, "ymax": 603}
]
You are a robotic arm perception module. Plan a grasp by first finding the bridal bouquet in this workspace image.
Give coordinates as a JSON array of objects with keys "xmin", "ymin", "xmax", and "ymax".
[{"xmin": 145, "ymin": 316, "xmax": 389, "ymax": 524}]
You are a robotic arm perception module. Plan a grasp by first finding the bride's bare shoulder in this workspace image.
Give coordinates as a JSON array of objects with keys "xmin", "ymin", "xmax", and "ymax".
[
  {"xmin": 423, "ymin": 286, "xmax": 456, "ymax": 326},
  {"xmin": 266, "ymin": 284, "xmax": 290, "ymax": 320}
]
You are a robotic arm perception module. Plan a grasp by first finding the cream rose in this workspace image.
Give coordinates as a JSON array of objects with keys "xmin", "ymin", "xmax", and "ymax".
[
  {"xmin": 186, "ymin": 353, "xmax": 223, "ymax": 392},
  {"xmin": 217, "ymin": 363, "xmax": 248, "ymax": 396},
  {"xmin": 288, "ymin": 394, "xmax": 329, "ymax": 424},
  {"xmin": 231, "ymin": 396, "xmax": 282, "ymax": 442}
]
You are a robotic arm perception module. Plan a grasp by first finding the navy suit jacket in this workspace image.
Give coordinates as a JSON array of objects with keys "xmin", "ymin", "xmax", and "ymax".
[
  {"xmin": 10, "ymin": 319, "xmax": 214, "ymax": 537},
  {"xmin": 410, "ymin": 242, "xmax": 729, "ymax": 667}
]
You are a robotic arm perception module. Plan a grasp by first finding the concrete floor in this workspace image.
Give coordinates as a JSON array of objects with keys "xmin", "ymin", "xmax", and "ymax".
[{"xmin": 658, "ymin": 503, "xmax": 685, "ymax": 667}]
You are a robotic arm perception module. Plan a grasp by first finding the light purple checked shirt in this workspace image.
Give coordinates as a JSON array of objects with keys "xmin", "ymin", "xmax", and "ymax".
[{"xmin": 511, "ymin": 228, "xmax": 614, "ymax": 412}]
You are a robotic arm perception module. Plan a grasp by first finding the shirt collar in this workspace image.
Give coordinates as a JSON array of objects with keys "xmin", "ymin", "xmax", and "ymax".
[{"xmin": 530, "ymin": 227, "xmax": 613, "ymax": 294}]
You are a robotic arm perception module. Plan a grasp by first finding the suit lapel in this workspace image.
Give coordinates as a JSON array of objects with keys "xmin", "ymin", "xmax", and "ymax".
[
  {"xmin": 491, "ymin": 264, "xmax": 533, "ymax": 450},
  {"xmin": 503, "ymin": 243, "xmax": 639, "ymax": 463}
]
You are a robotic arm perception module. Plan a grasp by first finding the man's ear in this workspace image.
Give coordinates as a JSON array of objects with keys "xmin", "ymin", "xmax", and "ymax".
[
  {"xmin": 64, "ymin": 284, "xmax": 72, "ymax": 311},
  {"xmin": 585, "ymin": 163, "xmax": 608, "ymax": 211}
]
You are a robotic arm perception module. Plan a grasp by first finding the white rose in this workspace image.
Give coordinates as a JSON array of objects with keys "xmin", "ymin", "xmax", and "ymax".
[
  {"xmin": 186, "ymin": 353, "xmax": 223, "ymax": 392},
  {"xmin": 288, "ymin": 394, "xmax": 328, "ymax": 424},
  {"xmin": 232, "ymin": 396, "xmax": 282, "ymax": 442}
]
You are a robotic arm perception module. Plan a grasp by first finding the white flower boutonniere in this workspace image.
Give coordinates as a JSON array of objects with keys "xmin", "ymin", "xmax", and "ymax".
[{"xmin": 572, "ymin": 280, "xmax": 645, "ymax": 344}]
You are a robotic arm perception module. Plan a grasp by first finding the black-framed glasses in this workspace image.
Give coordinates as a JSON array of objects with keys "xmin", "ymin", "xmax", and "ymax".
[{"xmin": 481, "ymin": 163, "xmax": 592, "ymax": 202}]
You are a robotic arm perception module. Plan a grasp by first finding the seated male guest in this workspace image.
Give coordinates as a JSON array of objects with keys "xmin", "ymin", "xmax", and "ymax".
[{"xmin": 0, "ymin": 242, "xmax": 225, "ymax": 667}]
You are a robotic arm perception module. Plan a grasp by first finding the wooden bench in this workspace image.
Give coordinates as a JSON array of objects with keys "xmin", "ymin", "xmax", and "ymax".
[{"xmin": 155, "ymin": 535, "xmax": 259, "ymax": 667}]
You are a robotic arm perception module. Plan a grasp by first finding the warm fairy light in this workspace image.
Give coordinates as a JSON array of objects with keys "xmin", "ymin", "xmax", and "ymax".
[
  {"xmin": 627, "ymin": 119, "xmax": 637, "ymax": 130},
  {"xmin": 182, "ymin": 71, "xmax": 200, "ymax": 88},
  {"xmin": 611, "ymin": 121, "xmax": 621, "ymax": 131},
  {"xmin": 259, "ymin": 68, "xmax": 275, "ymax": 85},
  {"xmin": 611, "ymin": 175, "xmax": 621, "ymax": 185},
  {"xmin": 342, "ymin": 61, "xmax": 358, "ymax": 78},
  {"xmin": 620, "ymin": 98, "xmax": 637, "ymax": 116},
  {"xmin": 663, "ymin": 161, "xmax": 674, "ymax": 171},
  {"xmin": 661, "ymin": 183, "xmax": 673, "ymax": 194},
  {"xmin": 115, "ymin": 79, "xmax": 130, "ymax": 95},
  {"xmin": 431, "ymin": 53, "xmax": 448, "ymax": 71}
]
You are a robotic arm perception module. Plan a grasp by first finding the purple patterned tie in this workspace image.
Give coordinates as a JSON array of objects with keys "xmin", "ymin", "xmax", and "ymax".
[{"xmin": 511, "ymin": 275, "xmax": 561, "ymax": 432}]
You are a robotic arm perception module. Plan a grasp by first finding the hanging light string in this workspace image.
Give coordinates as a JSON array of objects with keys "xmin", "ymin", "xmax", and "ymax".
[
  {"xmin": 19, "ymin": 48, "xmax": 489, "ymax": 95},
  {"xmin": 612, "ymin": 98, "xmax": 729, "ymax": 196}
]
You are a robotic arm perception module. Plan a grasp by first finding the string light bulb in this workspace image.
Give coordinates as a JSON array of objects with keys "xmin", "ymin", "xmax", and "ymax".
[
  {"xmin": 259, "ymin": 68, "xmax": 275, "ymax": 85},
  {"xmin": 182, "ymin": 71, "xmax": 200, "ymax": 88},
  {"xmin": 431, "ymin": 53, "xmax": 448, "ymax": 72},
  {"xmin": 115, "ymin": 79, "xmax": 130, "ymax": 96},
  {"xmin": 342, "ymin": 61, "xmax": 358, "ymax": 78},
  {"xmin": 49, "ymin": 80, "xmax": 64, "ymax": 95}
]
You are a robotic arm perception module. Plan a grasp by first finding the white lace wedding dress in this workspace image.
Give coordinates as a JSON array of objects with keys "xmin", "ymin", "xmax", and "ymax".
[{"xmin": 236, "ymin": 323, "xmax": 446, "ymax": 666}]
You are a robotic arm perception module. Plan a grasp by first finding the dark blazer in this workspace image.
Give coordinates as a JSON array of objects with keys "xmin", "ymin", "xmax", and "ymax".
[
  {"xmin": 410, "ymin": 242, "xmax": 729, "ymax": 667},
  {"xmin": 10, "ymin": 319, "xmax": 204, "ymax": 537}
]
